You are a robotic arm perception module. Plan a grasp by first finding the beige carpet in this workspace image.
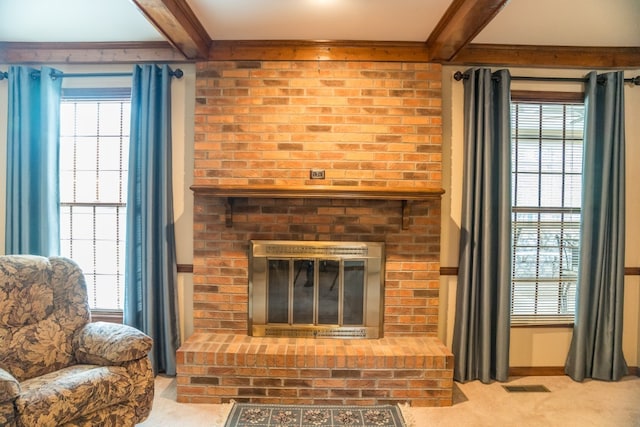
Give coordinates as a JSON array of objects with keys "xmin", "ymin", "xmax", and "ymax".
[
  {"xmin": 139, "ymin": 375, "xmax": 640, "ymax": 427},
  {"xmin": 137, "ymin": 376, "xmax": 234, "ymax": 426}
]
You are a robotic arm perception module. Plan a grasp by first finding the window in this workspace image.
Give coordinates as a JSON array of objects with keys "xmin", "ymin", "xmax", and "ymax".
[
  {"xmin": 59, "ymin": 88, "xmax": 131, "ymax": 311},
  {"xmin": 510, "ymin": 96, "xmax": 584, "ymax": 325}
]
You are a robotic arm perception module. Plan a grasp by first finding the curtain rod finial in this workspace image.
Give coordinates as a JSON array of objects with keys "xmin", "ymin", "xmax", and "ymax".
[
  {"xmin": 454, "ymin": 71, "xmax": 469, "ymax": 81},
  {"xmin": 632, "ymin": 76, "xmax": 640, "ymax": 86},
  {"xmin": 0, "ymin": 71, "xmax": 7, "ymax": 81}
]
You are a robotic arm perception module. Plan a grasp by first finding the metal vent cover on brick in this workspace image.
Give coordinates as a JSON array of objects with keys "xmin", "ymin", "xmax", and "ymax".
[{"xmin": 503, "ymin": 385, "xmax": 550, "ymax": 393}]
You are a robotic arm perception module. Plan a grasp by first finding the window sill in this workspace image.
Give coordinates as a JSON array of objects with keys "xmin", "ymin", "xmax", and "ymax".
[
  {"xmin": 90, "ymin": 310, "xmax": 123, "ymax": 324},
  {"xmin": 511, "ymin": 322, "xmax": 574, "ymax": 328}
]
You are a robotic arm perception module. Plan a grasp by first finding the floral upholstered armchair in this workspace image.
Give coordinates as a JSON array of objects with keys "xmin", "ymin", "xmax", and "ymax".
[{"xmin": 0, "ymin": 255, "xmax": 154, "ymax": 427}]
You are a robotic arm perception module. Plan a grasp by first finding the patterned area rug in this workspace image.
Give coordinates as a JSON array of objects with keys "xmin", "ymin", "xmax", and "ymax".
[{"xmin": 224, "ymin": 402, "xmax": 407, "ymax": 427}]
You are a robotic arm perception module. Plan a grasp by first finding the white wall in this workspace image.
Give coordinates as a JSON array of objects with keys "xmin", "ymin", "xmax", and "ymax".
[
  {"xmin": 439, "ymin": 66, "xmax": 640, "ymax": 369},
  {"xmin": 0, "ymin": 63, "xmax": 196, "ymax": 341},
  {"xmin": 0, "ymin": 72, "xmax": 6, "ymax": 252},
  {"xmin": 624, "ymin": 80, "xmax": 640, "ymax": 368},
  {"xmin": 167, "ymin": 64, "xmax": 196, "ymax": 341}
]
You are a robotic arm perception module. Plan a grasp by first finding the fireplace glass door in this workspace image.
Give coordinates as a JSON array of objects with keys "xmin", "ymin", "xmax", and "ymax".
[
  {"xmin": 250, "ymin": 241, "xmax": 383, "ymax": 338},
  {"xmin": 267, "ymin": 258, "xmax": 365, "ymax": 327}
]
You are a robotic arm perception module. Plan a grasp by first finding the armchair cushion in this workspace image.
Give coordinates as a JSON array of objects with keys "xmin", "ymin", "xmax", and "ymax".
[
  {"xmin": 16, "ymin": 364, "xmax": 133, "ymax": 427},
  {"xmin": 75, "ymin": 322, "xmax": 153, "ymax": 365},
  {"xmin": 0, "ymin": 368, "xmax": 19, "ymax": 403}
]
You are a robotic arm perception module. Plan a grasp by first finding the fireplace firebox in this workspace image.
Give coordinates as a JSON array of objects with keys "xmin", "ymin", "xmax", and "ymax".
[{"xmin": 249, "ymin": 240, "xmax": 384, "ymax": 338}]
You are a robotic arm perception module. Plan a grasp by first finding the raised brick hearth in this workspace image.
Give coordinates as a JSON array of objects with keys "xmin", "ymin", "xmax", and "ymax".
[
  {"xmin": 177, "ymin": 334, "xmax": 452, "ymax": 406},
  {"xmin": 177, "ymin": 60, "xmax": 453, "ymax": 407}
]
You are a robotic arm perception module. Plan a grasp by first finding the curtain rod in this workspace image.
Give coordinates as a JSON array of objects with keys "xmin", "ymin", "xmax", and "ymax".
[
  {"xmin": 0, "ymin": 68, "xmax": 183, "ymax": 81},
  {"xmin": 453, "ymin": 71, "xmax": 640, "ymax": 86}
]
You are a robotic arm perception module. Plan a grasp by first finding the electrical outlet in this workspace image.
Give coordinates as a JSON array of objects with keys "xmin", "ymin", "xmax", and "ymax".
[{"xmin": 310, "ymin": 169, "xmax": 325, "ymax": 179}]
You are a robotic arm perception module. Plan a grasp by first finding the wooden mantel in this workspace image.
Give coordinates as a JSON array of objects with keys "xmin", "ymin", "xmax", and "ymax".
[{"xmin": 190, "ymin": 184, "xmax": 445, "ymax": 229}]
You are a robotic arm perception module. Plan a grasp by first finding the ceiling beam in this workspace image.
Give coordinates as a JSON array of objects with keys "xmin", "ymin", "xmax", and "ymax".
[
  {"xmin": 208, "ymin": 40, "xmax": 430, "ymax": 62},
  {"xmin": 2, "ymin": 41, "xmax": 638, "ymax": 69},
  {"xmin": 0, "ymin": 42, "xmax": 187, "ymax": 64},
  {"xmin": 449, "ymin": 44, "xmax": 640, "ymax": 69},
  {"xmin": 426, "ymin": 0, "xmax": 510, "ymax": 62},
  {"xmin": 131, "ymin": 0, "xmax": 210, "ymax": 60}
]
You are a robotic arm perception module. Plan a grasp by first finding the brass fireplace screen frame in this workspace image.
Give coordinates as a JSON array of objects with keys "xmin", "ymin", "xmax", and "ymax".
[{"xmin": 249, "ymin": 240, "xmax": 385, "ymax": 339}]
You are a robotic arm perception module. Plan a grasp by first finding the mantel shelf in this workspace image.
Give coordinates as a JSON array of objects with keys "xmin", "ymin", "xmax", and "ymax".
[
  {"xmin": 190, "ymin": 184, "xmax": 444, "ymax": 200},
  {"xmin": 190, "ymin": 184, "xmax": 445, "ymax": 229}
]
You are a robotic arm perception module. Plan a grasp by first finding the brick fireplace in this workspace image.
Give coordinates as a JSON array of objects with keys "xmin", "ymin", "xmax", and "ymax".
[{"xmin": 176, "ymin": 60, "xmax": 453, "ymax": 406}]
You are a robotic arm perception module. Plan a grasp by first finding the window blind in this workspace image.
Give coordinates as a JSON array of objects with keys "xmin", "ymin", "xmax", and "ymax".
[
  {"xmin": 59, "ymin": 88, "xmax": 130, "ymax": 310},
  {"xmin": 511, "ymin": 101, "xmax": 584, "ymax": 325}
]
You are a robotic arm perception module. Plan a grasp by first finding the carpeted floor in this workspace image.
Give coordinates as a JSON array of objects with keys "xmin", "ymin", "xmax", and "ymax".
[
  {"xmin": 224, "ymin": 402, "xmax": 406, "ymax": 426},
  {"xmin": 139, "ymin": 374, "xmax": 640, "ymax": 427}
]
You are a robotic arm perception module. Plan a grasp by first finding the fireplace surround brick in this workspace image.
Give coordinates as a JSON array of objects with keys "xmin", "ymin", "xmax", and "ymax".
[
  {"xmin": 179, "ymin": 59, "xmax": 453, "ymax": 407},
  {"xmin": 192, "ymin": 196, "xmax": 441, "ymax": 337}
]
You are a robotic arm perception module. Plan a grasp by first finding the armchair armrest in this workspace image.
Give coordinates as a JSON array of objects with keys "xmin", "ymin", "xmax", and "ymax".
[
  {"xmin": 0, "ymin": 368, "xmax": 20, "ymax": 404},
  {"xmin": 74, "ymin": 321, "xmax": 152, "ymax": 366}
]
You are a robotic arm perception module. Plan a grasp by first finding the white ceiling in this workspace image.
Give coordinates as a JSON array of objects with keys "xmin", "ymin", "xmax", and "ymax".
[
  {"xmin": 0, "ymin": 0, "xmax": 164, "ymax": 42},
  {"xmin": 0, "ymin": 0, "xmax": 638, "ymax": 46},
  {"xmin": 473, "ymin": 0, "xmax": 640, "ymax": 47},
  {"xmin": 184, "ymin": 0, "xmax": 452, "ymax": 42}
]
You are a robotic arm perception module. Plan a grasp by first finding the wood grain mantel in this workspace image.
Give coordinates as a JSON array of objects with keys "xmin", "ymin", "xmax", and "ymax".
[{"xmin": 190, "ymin": 184, "xmax": 445, "ymax": 229}]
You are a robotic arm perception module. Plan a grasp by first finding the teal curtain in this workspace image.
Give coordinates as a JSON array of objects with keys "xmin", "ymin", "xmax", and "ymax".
[
  {"xmin": 565, "ymin": 71, "xmax": 628, "ymax": 381},
  {"xmin": 453, "ymin": 68, "xmax": 512, "ymax": 383},
  {"xmin": 124, "ymin": 64, "xmax": 180, "ymax": 375},
  {"xmin": 5, "ymin": 66, "xmax": 62, "ymax": 256}
]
